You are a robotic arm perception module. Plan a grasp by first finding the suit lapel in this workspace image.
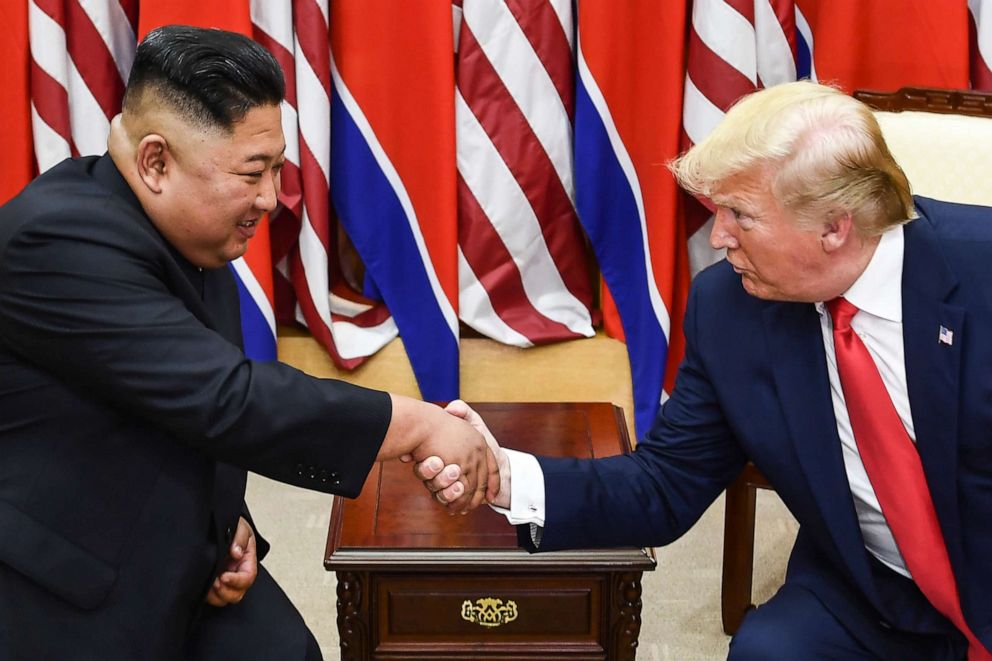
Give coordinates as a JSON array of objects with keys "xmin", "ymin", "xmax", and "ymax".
[
  {"xmin": 901, "ymin": 217, "xmax": 965, "ymax": 572},
  {"xmin": 763, "ymin": 302, "xmax": 877, "ymax": 597}
]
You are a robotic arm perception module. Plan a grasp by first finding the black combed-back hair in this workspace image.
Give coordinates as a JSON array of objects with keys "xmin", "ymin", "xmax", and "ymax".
[{"xmin": 124, "ymin": 25, "xmax": 285, "ymax": 131}]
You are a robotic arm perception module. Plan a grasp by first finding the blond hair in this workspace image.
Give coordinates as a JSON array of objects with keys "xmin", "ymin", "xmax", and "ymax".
[{"xmin": 671, "ymin": 81, "xmax": 915, "ymax": 235}]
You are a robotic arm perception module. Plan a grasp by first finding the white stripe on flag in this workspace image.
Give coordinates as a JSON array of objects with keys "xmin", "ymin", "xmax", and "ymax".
[
  {"xmin": 29, "ymin": 3, "xmax": 69, "ymax": 88},
  {"xmin": 971, "ymin": 0, "xmax": 992, "ymax": 73},
  {"xmin": 692, "ymin": 0, "xmax": 757, "ymax": 85},
  {"xmin": 456, "ymin": 91, "xmax": 591, "ymax": 334},
  {"xmin": 754, "ymin": 0, "xmax": 796, "ymax": 87},
  {"xmin": 464, "ymin": 0, "xmax": 575, "ymax": 198},
  {"xmin": 78, "ymin": 0, "xmax": 135, "ymax": 81},
  {"xmin": 67, "ymin": 60, "xmax": 111, "ymax": 154},
  {"xmin": 29, "ymin": 104, "xmax": 70, "ymax": 171},
  {"xmin": 230, "ymin": 257, "xmax": 277, "ymax": 334},
  {"xmin": 457, "ymin": 248, "xmax": 533, "ymax": 347},
  {"xmin": 682, "ymin": 76, "xmax": 727, "ymax": 150}
]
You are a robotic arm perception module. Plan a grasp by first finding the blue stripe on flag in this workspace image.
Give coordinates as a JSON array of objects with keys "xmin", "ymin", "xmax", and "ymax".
[
  {"xmin": 796, "ymin": 32, "xmax": 812, "ymax": 80},
  {"xmin": 574, "ymin": 77, "xmax": 668, "ymax": 439},
  {"xmin": 232, "ymin": 267, "xmax": 277, "ymax": 361},
  {"xmin": 330, "ymin": 90, "xmax": 459, "ymax": 400}
]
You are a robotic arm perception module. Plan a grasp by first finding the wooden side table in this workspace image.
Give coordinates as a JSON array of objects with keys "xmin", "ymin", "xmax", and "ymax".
[{"xmin": 324, "ymin": 402, "xmax": 656, "ymax": 660}]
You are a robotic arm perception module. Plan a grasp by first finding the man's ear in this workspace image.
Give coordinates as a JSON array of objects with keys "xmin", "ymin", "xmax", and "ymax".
[
  {"xmin": 135, "ymin": 134, "xmax": 169, "ymax": 194},
  {"xmin": 820, "ymin": 211, "xmax": 853, "ymax": 254}
]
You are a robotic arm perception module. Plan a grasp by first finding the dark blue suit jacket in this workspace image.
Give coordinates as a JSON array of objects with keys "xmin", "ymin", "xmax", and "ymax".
[{"xmin": 527, "ymin": 197, "xmax": 992, "ymax": 650}]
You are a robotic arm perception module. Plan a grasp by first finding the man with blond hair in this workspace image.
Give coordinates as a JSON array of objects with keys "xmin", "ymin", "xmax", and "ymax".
[{"xmin": 420, "ymin": 82, "xmax": 992, "ymax": 659}]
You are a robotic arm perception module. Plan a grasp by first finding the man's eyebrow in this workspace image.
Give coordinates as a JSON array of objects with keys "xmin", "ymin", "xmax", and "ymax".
[{"xmin": 243, "ymin": 146, "xmax": 287, "ymax": 163}]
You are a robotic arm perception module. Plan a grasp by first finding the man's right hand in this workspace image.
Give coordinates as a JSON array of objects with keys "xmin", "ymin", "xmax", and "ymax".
[
  {"xmin": 377, "ymin": 395, "xmax": 499, "ymax": 513},
  {"xmin": 414, "ymin": 400, "xmax": 511, "ymax": 510}
]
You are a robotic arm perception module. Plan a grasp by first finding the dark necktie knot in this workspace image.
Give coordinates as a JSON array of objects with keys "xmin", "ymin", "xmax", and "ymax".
[{"xmin": 827, "ymin": 297, "xmax": 858, "ymax": 332}]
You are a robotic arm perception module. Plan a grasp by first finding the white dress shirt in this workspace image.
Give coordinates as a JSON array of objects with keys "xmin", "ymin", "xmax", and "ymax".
[{"xmin": 496, "ymin": 226, "xmax": 913, "ymax": 577}]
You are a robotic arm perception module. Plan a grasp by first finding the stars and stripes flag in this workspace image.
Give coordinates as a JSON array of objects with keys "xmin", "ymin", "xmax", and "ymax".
[
  {"xmin": 454, "ymin": 0, "xmax": 594, "ymax": 346},
  {"xmin": 28, "ymin": 0, "xmax": 136, "ymax": 173}
]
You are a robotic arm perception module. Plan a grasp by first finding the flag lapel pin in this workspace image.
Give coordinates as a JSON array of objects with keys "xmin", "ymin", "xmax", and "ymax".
[{"xmin": 938, "ymin": 325, "xmax": 954, "ymax": 346}]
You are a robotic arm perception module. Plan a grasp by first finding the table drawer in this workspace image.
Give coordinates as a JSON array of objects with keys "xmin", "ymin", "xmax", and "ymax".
[{"xmin": 374, "ymin": 573, "xmax": 606, "ymax": 655}]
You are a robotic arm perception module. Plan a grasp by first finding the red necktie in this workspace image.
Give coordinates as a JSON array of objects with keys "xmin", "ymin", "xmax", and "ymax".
[{"xmin": 829, "ymin": 297, "xmax": 990, "ymax": 660}]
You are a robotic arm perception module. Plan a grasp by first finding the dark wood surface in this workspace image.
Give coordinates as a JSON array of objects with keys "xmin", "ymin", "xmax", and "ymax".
[
  {"xmin": 325, "ymin": 402, "xmax": 656, "ymax": 660},
  {"xmin": 854, "ymin": 86, "xmax": 992, "ymax": 116},
  {"xmin": 720, "ymin": 463, "xmax": 773, "ymax": 635}
]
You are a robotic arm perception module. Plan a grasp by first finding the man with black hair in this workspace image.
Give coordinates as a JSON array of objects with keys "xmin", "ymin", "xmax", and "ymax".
[{"xmin": 0, "ymin": 25, "xmax": 496, "ymax": 660}]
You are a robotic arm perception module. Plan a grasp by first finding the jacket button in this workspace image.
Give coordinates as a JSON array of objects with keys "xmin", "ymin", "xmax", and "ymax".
[
  {"xmin": 332, "ymin": 478, "xmax": 341, "ymax": 486},
  {"xmin": 308, "ymin": 465, "xmax": 317, "ymax": 480},
  {"xmin": 330, "ymin": 471, "xmax": 339, "ymax": 480},
  {"xmin": 225, "ymin": 526, "xmax": 234, "ymax": 543},
  {"xmin": 295, "ymin": 464, "xmax": 304, "ymax": 477}
]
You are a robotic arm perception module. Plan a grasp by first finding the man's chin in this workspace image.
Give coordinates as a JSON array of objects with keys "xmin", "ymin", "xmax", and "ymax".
[{"xmin": 739, "ymin": 275, "xmax": 768, "ymax": 299}]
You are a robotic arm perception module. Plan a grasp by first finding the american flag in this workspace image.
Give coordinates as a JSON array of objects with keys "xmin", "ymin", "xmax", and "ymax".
[
  {"xmin": 454, "ymin": 0, "xmax": 594, "ymax": 347},
  {"xmin": 28, "ymin": 0, "xmax": 136, "ymax": 171}
]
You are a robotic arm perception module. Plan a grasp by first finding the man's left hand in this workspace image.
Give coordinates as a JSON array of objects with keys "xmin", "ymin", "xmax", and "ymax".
[{"xmin": 204, "ymin": 516, "xmax": 257, "ymax": 607}]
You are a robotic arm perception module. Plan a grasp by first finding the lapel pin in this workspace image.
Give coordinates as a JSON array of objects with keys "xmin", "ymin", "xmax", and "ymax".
[{"xmin": 938, "ymin": 325, "xmax": 954, "ymax": 346}]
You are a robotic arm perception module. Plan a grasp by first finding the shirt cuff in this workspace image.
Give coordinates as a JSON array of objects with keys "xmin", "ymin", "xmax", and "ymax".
[{"xmin": 488, "ymin": 448, "xmax": 545, "ymax": 527}]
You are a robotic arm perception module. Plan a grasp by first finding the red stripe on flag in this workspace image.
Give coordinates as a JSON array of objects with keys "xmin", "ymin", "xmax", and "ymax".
[
  {"xmin": 457, "ymin": 175, "xmax": 582, "ymax": 343},
  {"xmin": 298, "ymin": 138, "xmax": 330, "ymax": 248},
  {"xmin": 252, "ymin": 24, "xmax": 298, "ymax": 107},
  {"xmin": 292, "ymin": 0, "xmax": 331, "ymax": 96},
  {"xmin": 286, "ymin": 249, "xmax": 363, "ymax": 370},
  {"xmin": 686, "ymin": 30, "xmax": 756, "ymax": 112},
  {"xmin": 119, "ymin": 0, "xmax": 138, "ymax": 32},
  {"xmin": 65, "ymin": 0, "xmax": 125, "ymax": 120},
  {"xmin": 458, "ymin": 23, "xmax": 592, "ymax": 308},
  {"xmin": 32, "ymin": 0, "xmax": 61, "ymax": 22},
  {"xmin": 504, "ymin": 0, "xmax": 574, "ymax": 119},
  {"xmin": 724, "ymin": 0, "xmax": 755, "ymax": 24},
  {"xmin": 30, "ymin": 60, "xmax": 75, "ymax": 150},
  {"xmin": 770, "ymin": 0, "xmax": 798, "ymax": 63}
]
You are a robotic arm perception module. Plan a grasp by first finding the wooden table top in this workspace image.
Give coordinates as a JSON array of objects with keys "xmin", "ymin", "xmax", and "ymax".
[{"xmin": 325, "ymin": 402, "xmax": 655, "ymax": 572}]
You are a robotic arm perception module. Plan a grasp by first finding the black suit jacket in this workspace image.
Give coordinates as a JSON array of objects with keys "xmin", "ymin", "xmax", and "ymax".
[{"xmin": 0, "ymin": 155, "xmax": 392, "ymax": 659}]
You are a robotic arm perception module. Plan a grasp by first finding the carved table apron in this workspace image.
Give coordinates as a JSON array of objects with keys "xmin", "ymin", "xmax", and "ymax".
[{"xmin": 324, "ymin": 402, "xmax": 657, "ymax": 660}]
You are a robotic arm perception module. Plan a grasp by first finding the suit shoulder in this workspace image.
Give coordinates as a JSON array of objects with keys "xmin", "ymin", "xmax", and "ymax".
[
  {"xmin": 913, "ymin": 196, "xmax": 992, "ymax": 244},
  {"xmin": 0, "ymin": 158, "xmax": 159, "ymax": 262}
]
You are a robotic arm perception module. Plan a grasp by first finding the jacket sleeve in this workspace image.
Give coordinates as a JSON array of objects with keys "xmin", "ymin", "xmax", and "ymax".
[
  {"xmin": 0, "ymin": 207, "xmax": 389, "ymax": 498},
  {"xmin": 529, "ymin": 279, "xmax": 747, "ymax": 551}
]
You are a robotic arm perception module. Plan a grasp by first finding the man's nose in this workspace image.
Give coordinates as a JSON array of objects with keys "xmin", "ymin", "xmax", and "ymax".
[
  {"xmin": 255, "ymin": 171, "xmax": 279, "ymax": 212},
  {"xmin": 709, "ymin": 209, "xmax": 739, "ymax": 250}
]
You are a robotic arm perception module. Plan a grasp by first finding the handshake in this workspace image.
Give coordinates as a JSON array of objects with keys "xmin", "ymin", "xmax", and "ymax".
[{"xmin": 376, "ymin": 397, "xmax": 510, "ymax": 513}]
